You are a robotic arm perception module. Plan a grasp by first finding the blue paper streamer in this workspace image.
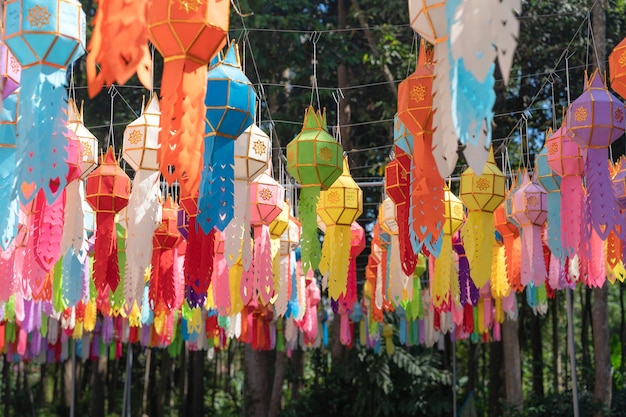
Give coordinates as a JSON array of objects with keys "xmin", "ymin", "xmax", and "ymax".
[
  {"xmin": 0, "ymin": 91, "xmax": 19, "ymax": 249},
  {"xmin": 61, "ymin": 248, "xmax": 85, "ymax": 307}
]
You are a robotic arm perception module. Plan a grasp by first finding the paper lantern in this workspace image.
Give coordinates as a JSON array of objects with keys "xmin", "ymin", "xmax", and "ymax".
[
  {"xmin": 394, "ymin": 115, "xmax": 414, "ymax": 157},
  {"xmin": 286, "ymin": 106, "xmax": 343, "ymax": 271},
  {"xmin": 566, "ymin": 70, "xmax": 625, "ymax": 240},
  {"xmin": 385, "ymin": 148, "xmax": 416, "ymax": 275},
  {"xmin": 249, "ymin": 169, "xmax": 284, "ymax": 305},
  {"xmin": 460, "ymin": 147, "xmax": 505, "ymax": 288},
  {"xmin": 86, "ymin": 148, "xmax": 131, "ymax": 293},
  {"xmin": 432, "ymin": 186, "xmax": 464, "ymax": 309},
  {"xmin": 67, "ymin": 98, "xmax": 99, "ymax": 179},
  {"xmin": 149, "ymin": 198, "xmax": 181, "ymax": 314},
  {"xmin": 511, "ymin": 170, "xmax": 547, "ymax": 287},
  {"xmin": 398, "ymin": 41, "xmax": 434, "ymax": 137},
  {"xmin": 199, "ymin": 42, "xmax": 257, "ymax": 233},
  {"xmin": 86, "ymin": 0, "xmax": 151, "ymax": 97},
  {"xmin": 274, "ymin": 213, "xmax": 301, "ymax": 317},
  {"xmin": 609, "ymin": 37, "xmax": 626, "ymax": 99},
  {"xmin": 235, "ymin": 124, "xmax": 270, "ymax": 182},
  {"xmin": 148, "ymin": 0, "xmax": 229, "ymax": 195},
  {"xmin": 270, "ymin": 202, "xmax": 290, "ymax": 239},
  {"xmin": 4, "ymin": 0, "xmax": 86, "ymax": 203},
  {"xmin": 612, "ymin": 156, "xmax": 626, "ymax": 209},
  {"xmin": 123, "ymin": 94, "xmax": 160, "ymax": 172},
  {"xmin": 0, "ymin": 40, "xmax": 20, "ymax": 99},
  {"xmin": 536, "ymin": 143, "xmax": 563, "ymax": 261},
  {"xmin": 318, "ymin": 159, "xmax": 362, "ymax": 300},
  {"xmin": 408, "ymin": 0, "xmax": 448, "ymax": 45},
  {"xmin": 494, "ymin": 202, "xmax": 521, "ymax": 292}
]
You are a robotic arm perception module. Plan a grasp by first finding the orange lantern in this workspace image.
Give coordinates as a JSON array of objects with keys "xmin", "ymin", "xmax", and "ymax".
[
  {"xmin": 148, "ymin": 0, "xmax": 229, "ymax": 196},
  {"xmin": 150, "ymin": 198, "xmax": 181, "ymax": 314}
]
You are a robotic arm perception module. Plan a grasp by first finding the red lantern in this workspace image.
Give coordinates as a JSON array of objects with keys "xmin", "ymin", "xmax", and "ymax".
[
  {"xmin": 86, "ymin": 148, "xmax": 131, "ymax": 293},
  {"xmin": 150, "ymin": 198, "xmax": 181, "ymax": 314}
]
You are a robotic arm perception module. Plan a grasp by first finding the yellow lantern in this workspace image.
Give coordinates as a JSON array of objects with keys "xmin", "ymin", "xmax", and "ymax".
[
  {"xmin": 67, "ymin": 98, "xmax": 98, "ymax": 179},
  {"xmin": 460, "ymin": 147, "xmax": 505, "ymax": 289},
  {"xmin": 378, "ymin": 197, "xmax": 398, "ymax": 235},
  {"xmin": 317, "ymin": 158, "xmax": 362, "ymax": 300},
  {"xmin": 433, "ymin": 186, "xmax": 465, "ymax": 309}
]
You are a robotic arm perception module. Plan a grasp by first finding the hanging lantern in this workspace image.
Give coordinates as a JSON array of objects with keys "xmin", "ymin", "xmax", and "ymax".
[
  {"xmin": 147, "ymin": 0, "xmax": 229, "ymax": 196},
  {"xmin": 609, "ymin": 157, "xmax": 626, "ymax": 271},
  {"xmin": 274, "ymin": 213, "xmax": 301, "ymax": 317},
  {"xmin": 223, "ymin": 123, "xmax": 270, "ymax": 268},
  {"xmin": 408, "ymin": 0, "xmax": 447, "ymax": 45},
  {"xmin": 248, "ymin": 169, "xmax": 284, "ymax": 305},
  {"xmin": 86, "ymin": 148, "xmax": 131, "ymax": 293},
  {"xmin": 398, "ymin": 41, "xmax": 434, "ymax": 137},
  {"xmin": 566, "ymin": 70, "xmax": 625, "ymax": 241},
  {"xmin": 286, "ymin": 106, "xmax": 343, "ymax": 272},
  {"xmin": 149, "ymin": 198, "xmax": 181, "ymax": 314},
  {"xmin": 494, "ymin": 202, "xmax": 521, "ymax": 292},
  {"xmin": 4, "ymin": 0, "xmax": 86, "ymax": 203},
  {"xmin": 122, "ymin": 94, "xmax": 162, "ymax": 308},
  {"xmin": 318, "ymin": 158, "xmax": 363, "ymax": 300},
  {"xmin": 536, "ymin": 141, "xmax": 563, "ymax": 261},
  {"xmin": 0, "ymin": 39, "xmax": 20, "ymax": 99},
  {"xmin": 394, "ymin": 115, "xmax": 414, "ymax": 157},
  {"xmin": 67, "ymin": 99, "xmax": 99, "ymax": 179},
  {"xmin": 460, "ymin": 146, "xmax": 505, "ymax": 289},
  {"xmin": 546, "ymin": 117, "xmax": 584, "ymax": 258},
  {"xmin": 199, "ymin": 41, "xmax": 256, "ymax": 233},
  {"xmin": 385, "ymin": 147, "xmax": 416, "ymax": 275},
  {"xmin": 609, "ymin": 37, "xmax": 626, "ymax": 99},
  {"xmin": 432, "ymin": 186, "xmax": 464, "ymax": 309},
  {"xmin": 86, "ymin": 0, "xmax": 152, "ymax": 97},
  {"xmin": 511, "ymin": 170, "xmax": 547, "ymax": 287}
]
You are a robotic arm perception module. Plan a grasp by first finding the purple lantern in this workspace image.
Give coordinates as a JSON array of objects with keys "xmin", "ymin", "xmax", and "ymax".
[{"xmin": 566, "ymin": 70, "xmax": 625, "ymax": 241}]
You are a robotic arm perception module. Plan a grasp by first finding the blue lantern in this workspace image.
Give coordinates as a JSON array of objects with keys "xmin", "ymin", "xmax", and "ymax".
[
  {"xmin": 3, "ymin": 0, "xmax": 86, "ymax": 203},
  {"xmin": 197, "ymin": 41, "xmax": 256, "ymax": 233}
]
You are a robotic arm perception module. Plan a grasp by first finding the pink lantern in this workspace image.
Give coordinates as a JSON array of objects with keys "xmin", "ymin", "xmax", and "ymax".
[
  {"xmin": 511, "ymin": 170, "xmax": 547, "ymax": 287},
  {"xmin": 546, "ymin": 120, "xmax": 584, "ymax": 257},
  {"xmin": 247, "ymin": 169, "xmax": 284, "ymax": 305}
]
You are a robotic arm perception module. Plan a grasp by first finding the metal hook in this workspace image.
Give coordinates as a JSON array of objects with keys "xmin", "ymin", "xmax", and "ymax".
[{"xmin": 230, "ymin": 0, "xmax": 254, "ymax": 17}]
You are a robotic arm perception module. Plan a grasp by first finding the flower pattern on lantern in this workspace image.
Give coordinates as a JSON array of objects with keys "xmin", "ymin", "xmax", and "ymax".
[{"xmin": 286, "ymin": 106, "xmax": 343, "ymax": 272}]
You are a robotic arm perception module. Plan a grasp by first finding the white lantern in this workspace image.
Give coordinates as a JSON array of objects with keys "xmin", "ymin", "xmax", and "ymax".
[
  {"xmin": 378, "ymin": 197, "xmax": 398, "ymax": 235},
  {"xmin": 234, "ymin": 123, "xmax": 270, "ymax": 181},
  {"xmin": 122, "ymin": 94, "xmax": 160, "ymax": 172},
  {"xmin": 67, "ymin": 98, "xmax": 98, "ymax": 179}
]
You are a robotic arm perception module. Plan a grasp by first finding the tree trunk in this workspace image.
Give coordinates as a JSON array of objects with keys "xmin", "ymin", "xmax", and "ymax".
[
  {"xmin": 467, "ymin": 342, "xmax": 479, "ymax": 396},
  {"xmin": 552, "ymin": 294, "xmax": 562, "ymax": 393},
  {"xmin": 488, "ymin": 339, "xmax": 504, "ymax": 417},
  {"xmin": 187, "ymin": 350, "xmax": 205, "ymax": 417},
  {"xmin": 108, "ymin": 357, "xmax": 118, "ymax": 416},
  {"xmin": 531, "ymin": 313, "xmax": 544, "ymax": 397},
  {"xmin": 242, "ymin": 345, "xmax": 275, "ymax": 417},
  {"xmin": 620, "ymin": 283, "xmax": 626, "ymax": 377},
  {"xmin": 290, "ymin": 347, "xmax": 304, "ymax": 402},
  {"xmin": 91, "ymin": 354, "xmax": 108, "ymax": 417},
  {"xmin": 142, "ymin": 348, "xmax": 151, "ymax": 417},
  {"xmin": 267, "ymin": 350, "xmax": 286, "ymax": 417},
  {"xmin": 591, "ymin": 2, "xmax": 612, "ymax": 415},
  {"xmin": 3, "ymin": 358, "xmax": 10, "ymax": 417},
  {"xmin": 502, "ymin": 317, "xmax": 523, "ymax": 413}
]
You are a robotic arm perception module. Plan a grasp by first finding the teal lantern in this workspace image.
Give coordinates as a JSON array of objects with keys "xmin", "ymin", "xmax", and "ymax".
[
  {"xmin": 198, "ymin": 41, "xmax": 256, "ymax": 234},
  {"xmin": 286, "ymin": 106, "xmax": 343, "ymax": 272},
  {"xmin": 4, "ymin": 0, "xmax": 86, "ymax": 204}
]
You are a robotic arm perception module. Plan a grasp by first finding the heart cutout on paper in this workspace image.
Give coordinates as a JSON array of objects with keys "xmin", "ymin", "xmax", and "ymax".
[
  {"xmin": 49, "ymin": 177, "xmax": 61, "ymax": 195},
  {"xmin": 21, "ymin": 182, "xmax": 36, "ymax": 200}
]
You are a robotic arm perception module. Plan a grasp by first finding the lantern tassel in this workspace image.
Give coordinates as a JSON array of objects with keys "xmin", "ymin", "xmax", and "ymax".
[
  {"xmin": 545, "ymin": 191, "xmax": 563, "ymax": 260},
  {"xmin": 0, "ymin": 239, "xmax": 16, "ymax": 302},
  {"xmin": 328, "ymin": 225, "xmax": 351, "ymax": 301},
  {"xmin": 124, "ymin": 170, "xmax": 161, "ymax": 307},
  {"xmin": 184, "ymin": 222, "xmax": 214, "ymax": 307},
  {"xmin": 254, "ymin": 225, "xmax": 274, "ymax": 305},
  {"xmin": 61, "ymin": 249, "xmax": 85, "ymax": 308},
  {"xmin": 93, "ymin": 212, "xmax": 120, "ymax": 292},
  {"xmin": 490, "ymin": 243, "xmax": 511, "ymax": 299},
  {"xmin": 299, "ymin": 187, "xmax": 321, "ymax": 272},
  {"xmin": 0, "ymin": 148, "xmax": 18, "ymax": 250},
  {"xmin": 432, "ymin": 236, "xmax": 453, "ymax": 309},
  {"xmin": 560, "ymin": 176, "xmax": 584, "ymax": 257},
  {"xmin": 520, "ymin": 225, "xmax": 547, "ymax": 287},
  {"xmin": 33, "ymin": 190, "xmax": 64, "ymax": 271},
  {"xmin": 198, "ymin": 136, "xmax": 235, "ymax": 233},
  {"xmin": 462, "ymin": 211, "xmax": 495, "ymax": 289},
  {"xmin": 159, "ymin": 63, "xmax": 207, "ymax": 196},
  {"xmin": 223, "ymin": 179, "xmax": 248, "ymax": 267},
  {"xmin": 454, "ymin": 236, "xmax": 479, "ymax": 305},
  {"xmin": 584, "ymin": 149, "xmax": 620, "ymax": 241},
  {"xmin": 274, "ymin": 252, "xmax": 290, "ymax": 317},
  {"xmin": 16, "ymin": 68, "xmax": 69, "ymax": 204}
]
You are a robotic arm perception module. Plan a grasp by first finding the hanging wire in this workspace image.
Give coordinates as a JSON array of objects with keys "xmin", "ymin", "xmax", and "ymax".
[
  {"xmin": 150, "ymin": 44, "xmax": 155, "ymax": 97},
  {"xmin": 547, "ymin": 72, "xmax": 558, "ymax": 131},
  {"xmin": 107, "ymin": 85, "xmax": 118, "ymax": 152},
  {"xmin": 310, "ymin": 31, "xmax": 322, "ymax": 110},
  {"xmin": 69, "ymin": 62, "xmax": 76, "ymax": 103},
  {"xmin": 332, "ymin": 88, "xmax": 344, "ymax": 144},
  {"xmin": 406, "ymin": 32, "xmax": 418, "ymax": 78}
]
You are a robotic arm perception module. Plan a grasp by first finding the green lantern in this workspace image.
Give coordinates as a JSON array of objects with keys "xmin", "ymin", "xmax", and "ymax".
[{"xmin": 286, "ymin": 106, "xmax": 343, "ymax": 271}]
